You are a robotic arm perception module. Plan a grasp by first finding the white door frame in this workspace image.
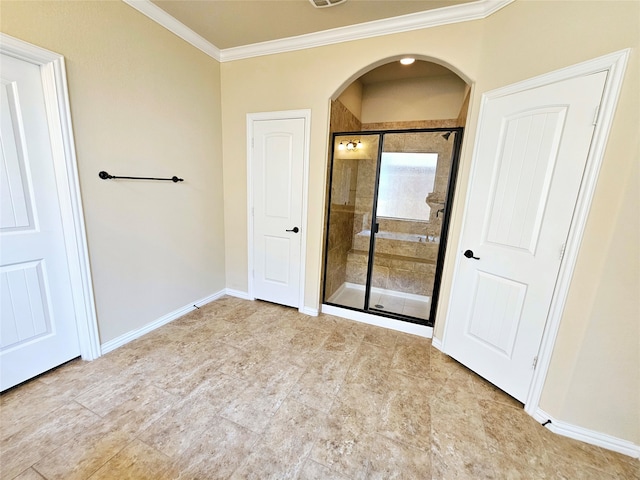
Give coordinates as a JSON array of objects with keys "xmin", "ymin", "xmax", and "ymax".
[
  {"xmin": 1, "ymin": 34, "xmax": 101, "ymax": 361},
  {"xmin": 246, "ymin": 109, "xmax": 311, "ymax": 313},
  {"xmin": 442, "ymin": 49, "xmax": 630, "ymax": 415}
]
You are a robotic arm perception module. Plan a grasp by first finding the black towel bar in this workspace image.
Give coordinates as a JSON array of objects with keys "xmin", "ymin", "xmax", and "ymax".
[{"xmin": 99, "ymin": 171, "xmax": 183, "ymax": 183}]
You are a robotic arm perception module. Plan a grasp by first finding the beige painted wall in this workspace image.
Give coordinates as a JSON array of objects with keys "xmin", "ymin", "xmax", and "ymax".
[
  {"xmin": 336, "ymin": 81, "xmax": 363, "ymax": 121},
  {"xmin": 361, "ymin": 74, "xmax": 467, "ymax": 123},
  {"xmin": 1, "ymin": 1, "xmax": 226, "ymax": 343},
  {"xmin": 221, "ymin": 0, "xmax": 638, "ymax": 444}
]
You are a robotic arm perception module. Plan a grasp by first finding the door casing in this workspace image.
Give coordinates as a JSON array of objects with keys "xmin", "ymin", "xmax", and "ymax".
[
  {"xmin": 0, "ymin": 33, "xmax": 101, "ymax": 362},
  {"xmin": 441, "ymin": 49, "xmax": 630, "ymax": 416},
  {"xmin": 246, "ymin": 109, "xmax": 312, "ymax": 313}
]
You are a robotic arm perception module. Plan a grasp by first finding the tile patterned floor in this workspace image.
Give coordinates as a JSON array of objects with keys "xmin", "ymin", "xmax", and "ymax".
[{"xmin": 1, "ymin": 296, "xmax": 638, "ymax": 479}]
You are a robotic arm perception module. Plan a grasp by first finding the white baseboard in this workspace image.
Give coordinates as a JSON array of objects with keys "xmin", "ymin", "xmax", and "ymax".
[
  {"xmin": 300, "ymin": 306, "xmax": 319, "ymax": 316},
  {"xmin": 533, "ymin": 408, "xmax": 640, "ymax": 459},
  {"xmin": 321, "ymin": 304, "xmax": 432, "ymax": 338},
  {"xmin": 100, "ymin": 290, "xmax": 226, "ymax": 354},
  {"xmin": 431, "ymin": 336, "xmax": 444, "ymax": 351},
  {"xmin": 225, "ymin": 288, "xmax": 317, "ymax": 316},
  {"xmin": 225, "ymin": 288, "xmax": 253, "ymax": 300}
]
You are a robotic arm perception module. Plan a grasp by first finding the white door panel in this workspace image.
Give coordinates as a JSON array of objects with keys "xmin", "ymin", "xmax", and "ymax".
[
  {"xmin": 445, "ymin": 72, "xmax": 607, "ymax": 402},
  {"xmin": 252, "ymin": 118, "xmax": 305, "ymax": 308},
  {"xmin": 0, "ymin": 53, "xmax": 80, "ymax": 390}
]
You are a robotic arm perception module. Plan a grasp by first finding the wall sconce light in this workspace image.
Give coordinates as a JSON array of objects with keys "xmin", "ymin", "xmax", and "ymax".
[{"xmin": 339, "ymin": 140, "xmax": 363, "ymax": 151}]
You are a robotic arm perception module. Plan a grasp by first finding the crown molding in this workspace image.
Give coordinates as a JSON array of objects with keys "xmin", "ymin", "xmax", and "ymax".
[
  {"xmin": 123, "ymin": 0, "xmax": 221, "ymax": 61},
  {"xmin": 122, "ymin": 0, "xmax": 513, "ymax": 63},
  {"xmin": 221, "ymin": 0, "xmax": 513, "ymax": 62}
]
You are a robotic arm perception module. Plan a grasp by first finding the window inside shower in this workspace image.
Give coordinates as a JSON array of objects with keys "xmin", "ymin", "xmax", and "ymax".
[{"xmin": 322, "ymin": 128, "xmax": 463, "ymax": 326}]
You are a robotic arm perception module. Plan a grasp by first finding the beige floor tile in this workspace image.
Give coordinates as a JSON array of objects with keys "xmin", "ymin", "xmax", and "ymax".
[
  {"xmin": 297, "ymin": 459, "xmax": 351, "ymax": 480},
  {"xmin": 310, "ymin": 426, "xmax": 374, "ymax": 480},
  {"xmin": 343, "ymin": 342, "xmax": 394, "ymax": 394},
  {"xmin": 542, "ymin": 452, "xmax": 622, "ymax": 480},
  {"xmin": 230, "ymin": 399, "xmax": 324, "ymax": 479},
  {"xmin": 430, "ymin": 399, "xmax": 496, "ymax": 479},
  {"xmin": 74, "ymin": 373, "xmax": 151, "ymax": 418},
  {"xmin": 33, "ymin": 417, "xmax": 131, "ymax": 480},
  {"xmin": 167, "ymin": 417, "xmax": 258, "ymax": 480},
  {"xmin": 310, "ymin": 383, "xmax": 386, "ymax": 479},
  {"xmin": 1, "ymin": 402, "xmax": 101, "ymax": 479},
  {"xmin": 87, "ymin": 439, "xmax": 174, "ymax": 480},
  {"xmin": 537, "ymin": 426, "xmax": 619, "ymax": 477},
  {"xmin": 98, "ymin": 384, "xmax": 179, "ymax": 440},
  {"xmin": 2, "ymin": 298, "xmax": 636, "ymax": 480},
  {"xmin": 597, "ymin": 448, "xmax": 640, "ymax": 479},
  {"xmin": 390, "ymin": 339, "xmax": 431, "ymax": 379},
  {"xmin": 479, "ymin": 400, "xmax": 550, "ymax": 471},
  {"xmin": 35, "ymin": 357, "xmax": 116, "ymax": 398},
  {"xmin": 220, "ymin": 301, "xmax": 262, "ymax": 323},
  {"xmin": 0, "ymin": 379, "xmax": 73, "ymax": 442},
  {"xmin": 139, "ymin": 372, "xmax": 247, "ymax": 458},
  {"xmin": 217, "ymin": 343, "xmax": 272, "ymax": 379},
  {"xmin": 288, "ymin": 350, "xmax": 354, "ymax": 412},
  {"xmin": 11, "ymin": 468, "xmax": 46, "ymax": 480},
  {"xmin": 377, "ymin": 373, "xmax": 432, "ymax": 451},
  {"xmin": 219, "ymin": 360, "xmax": 304, "ymax": 433},
  {"xmin": 366, "ymin": 434, "xmax": 431, "ymax": 479},
  {"xmin": 431, "ymin": 366, "xmax": 478, "ymax": 405},
  {"xmin": 321, "ymin": 323, "xmax": 364, "ymax": 354},
  {"xmin": 151, "ymin": 342, "xmax": 240, "ymax": 396},
  {"xmin": 468, "ymin": 370, "xmax": 522, "ymax": 408},
  {"xmin": 360, "ymin": 323, "xmax": 399, "ymax": 349}
]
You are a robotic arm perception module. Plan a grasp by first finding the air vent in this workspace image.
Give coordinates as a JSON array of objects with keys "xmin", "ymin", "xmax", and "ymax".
[{"xmin": 308, "ymin": 0, "xmax": 347, "ymax": 8}]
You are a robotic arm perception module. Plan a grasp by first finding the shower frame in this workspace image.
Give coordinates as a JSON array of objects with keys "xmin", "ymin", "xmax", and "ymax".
[{"xmin": 322, "ymin": 127, "xmax": 464, "ymax": 328}]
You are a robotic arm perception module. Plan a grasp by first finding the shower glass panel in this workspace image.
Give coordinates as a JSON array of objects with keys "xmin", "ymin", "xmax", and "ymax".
[
  {"xmin": 369, "ymin": 131, "xmax": 455, "ymax": 320},
  {"xmin": 324, "ymin": 134, "xmax": 380, "ymax": 310},
  {"xmin": 323, "ymin": 128, "xmax": 462, "ymax": 326}
]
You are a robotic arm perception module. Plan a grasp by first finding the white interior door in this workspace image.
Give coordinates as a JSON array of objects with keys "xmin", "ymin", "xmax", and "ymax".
[
  {"xmin": 251, "ymin": 117, "xmax": 305, "ymax": 308},
  {"xmin": 444, "ymin": 71, "xmax": 607, "ymax": 402},
  {"xmin": 0, "ymin": 53, "xmax": 81, "ymax": 391}
]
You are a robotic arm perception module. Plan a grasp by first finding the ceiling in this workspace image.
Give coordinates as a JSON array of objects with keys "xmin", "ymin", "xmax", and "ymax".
[{"xmin": 150, "ymin": 0, "xmax": 475, "ymax": 50}]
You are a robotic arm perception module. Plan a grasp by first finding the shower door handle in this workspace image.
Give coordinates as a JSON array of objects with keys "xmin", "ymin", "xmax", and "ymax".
[
  {"xmin": 286, "ymin": 227, "xmax": 299, "ymax": 233},
  {"xmin": 464, "ymin": 249, "xmax": 480, "ymax": 260}
]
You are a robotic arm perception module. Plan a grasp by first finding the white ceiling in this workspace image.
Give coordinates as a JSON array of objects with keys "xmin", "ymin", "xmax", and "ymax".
[{"xmin": 150, "ymin": 0, "xmax": 475, "ymax": 50}]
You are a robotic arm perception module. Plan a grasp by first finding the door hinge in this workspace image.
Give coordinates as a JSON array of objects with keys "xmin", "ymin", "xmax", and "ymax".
[
  {"xmin": 532, "ymin": 356, "xmax": 538, "ymax": 369},
  {"xmin": 559, "ymin": 242, "xmax": 566, "ymax": 261},
  {"xmin": 251, "ymin": 207, "xmax": 254, "ymax": 217},
  {"xmin": 251, "ymin": 137, "xmax": 254, "ymax": 148},
  {"xmin": 592, "ymin": 105, "xmax": 600, "ymax": 126}
]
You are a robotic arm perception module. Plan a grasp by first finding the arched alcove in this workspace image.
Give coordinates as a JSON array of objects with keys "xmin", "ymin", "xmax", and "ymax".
[{"xmin": 322, "ymin": 57, "xmax": 469, "ymax": 329}]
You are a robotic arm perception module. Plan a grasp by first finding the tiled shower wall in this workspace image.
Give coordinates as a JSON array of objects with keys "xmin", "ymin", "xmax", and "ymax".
[
  {"xmin": 324, "ymin": 100, "xmax": 362, "ymax": 300},
  {"xmin": 344, "ymin": 125, "xmax": 457, "ymax": 297}
]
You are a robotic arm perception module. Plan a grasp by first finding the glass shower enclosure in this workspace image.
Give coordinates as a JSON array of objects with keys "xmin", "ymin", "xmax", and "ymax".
[{"xmin": 322, "ymin": 128, "xmax": 463, "ymax": 326}]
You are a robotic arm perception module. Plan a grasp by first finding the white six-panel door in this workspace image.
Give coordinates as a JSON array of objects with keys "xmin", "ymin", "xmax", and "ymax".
[
  {"xmin": 251, "ymin": 117, "xmax": 305, "ymax": 308},
  {"xmin": 0, "ymin": 53, "xmax": 82, "ymax": 390},
  {"xmin": 444, "ymin": 71, "xmax": 607, "ymax": 402}
]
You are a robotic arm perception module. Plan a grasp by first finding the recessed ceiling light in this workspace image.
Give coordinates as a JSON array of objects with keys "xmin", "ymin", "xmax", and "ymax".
[{"xmin": 400, "ymin": 57, "xmax": 415, "ymax": 65}]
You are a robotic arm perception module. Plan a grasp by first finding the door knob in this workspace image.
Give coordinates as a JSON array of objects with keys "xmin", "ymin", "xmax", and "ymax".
[
  {"xmin": 286, "ymin": 227, "xmax": 300, "ymax": 233},
  {"xmin": 464, "ymin": 249, "xmax": 480, "ymax": 260}
]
